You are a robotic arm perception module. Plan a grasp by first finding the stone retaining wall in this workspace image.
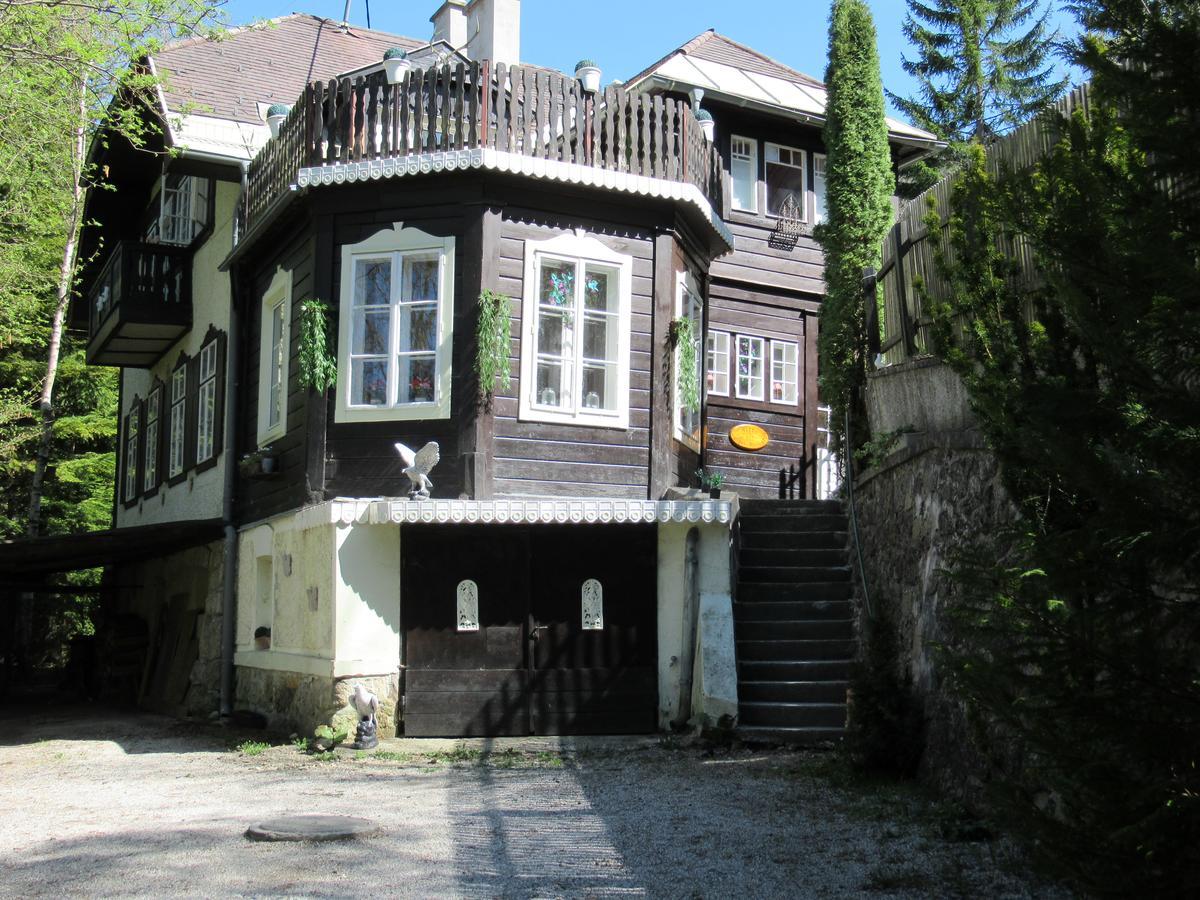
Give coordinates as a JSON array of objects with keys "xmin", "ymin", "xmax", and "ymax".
[{"xmin": 234, "ymin": 668, "xmax": 400, "ymax": 738}]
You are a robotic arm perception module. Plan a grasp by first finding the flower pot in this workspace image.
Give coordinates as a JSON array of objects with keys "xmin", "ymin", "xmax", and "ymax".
[
  {"xmin": 384, "ymin": 57, "xmax": 411, "ymax": 85},
  {"xmin": 266, "ymin": 113, "xmax": 287, "ymax": 139},
  {"xmin": 699, "ymin": 119, "xmax": 715, "ymax": 143},
  {"xmin": 576, "ymin": 65, "xmax": 602, "ymax": 93},
  {"xmin": 260, "ymin": 456, "xmax": 278, "ymax": 475},
  {"xmin": 708, "ymin": 487, "xmax": 722, "ymax": 499}
]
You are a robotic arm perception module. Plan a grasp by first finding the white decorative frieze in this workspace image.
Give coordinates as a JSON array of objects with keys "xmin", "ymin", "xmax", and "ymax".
[{"xmin": 365, "ymin": 498, "xmax": 733, "ymax": 526}]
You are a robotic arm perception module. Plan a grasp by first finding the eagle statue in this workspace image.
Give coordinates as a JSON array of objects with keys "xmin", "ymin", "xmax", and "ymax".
[{"xmin": 394, "ymin": 441, "xmax": 440, "ymax": 500}]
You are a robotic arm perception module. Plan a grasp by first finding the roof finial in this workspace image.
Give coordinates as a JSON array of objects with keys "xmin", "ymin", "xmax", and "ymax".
[{"xmin": 340, "ymin": 0, "xmax": 352, "ymax": 31}]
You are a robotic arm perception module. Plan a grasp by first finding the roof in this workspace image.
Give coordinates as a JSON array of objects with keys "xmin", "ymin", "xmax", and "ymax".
[
  {"xmin": 151, "ymin": 14, "xmax": 424, "ymax": 126},
  {"xmin": 627, "ymin": 30, "xmax": 940, "ymax": 150}
]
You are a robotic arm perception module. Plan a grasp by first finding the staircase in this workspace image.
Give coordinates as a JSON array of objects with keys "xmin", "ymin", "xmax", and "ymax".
[{"xmin": 734, "ymin": 498, "xmax": 855, "ymax": 744}]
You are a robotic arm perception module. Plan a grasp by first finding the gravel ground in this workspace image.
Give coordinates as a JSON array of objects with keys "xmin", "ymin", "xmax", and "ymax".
[{"xmin": 0, "ymin": 704, "xmax": 1069, "ymax": 899}]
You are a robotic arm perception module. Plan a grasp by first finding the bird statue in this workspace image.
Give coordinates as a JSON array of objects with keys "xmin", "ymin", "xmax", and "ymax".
[
  {"xmin": 349, "ymin": 683, "xmax": 380, "ymax": 750},
  {"xmin": 394, "ymin": 441, "xmax": 440, "ymax": 500}
]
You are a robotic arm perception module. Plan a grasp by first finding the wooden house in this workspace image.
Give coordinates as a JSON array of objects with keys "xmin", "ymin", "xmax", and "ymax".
[{"xmin": 65, "ymin": 2, "xmax": 936, "ymax": 737}]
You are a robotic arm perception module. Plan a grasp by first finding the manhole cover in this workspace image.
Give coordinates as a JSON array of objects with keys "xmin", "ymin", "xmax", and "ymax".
[{"xmin": 245, "ymin": 815, "xmax": 380, "ymax": 842}]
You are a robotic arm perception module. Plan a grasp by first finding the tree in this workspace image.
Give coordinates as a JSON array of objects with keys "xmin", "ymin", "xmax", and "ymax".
[
  {"xmin": 892, "ymin": 0, "xmax": 1067, "ymax": 194},
  {"xmin": 928, "ymin": 2, "xmax": 1200, "ymax": 892},
  {"xmin": 814, "ymin": 0, "xmax": 895, "ymax": 454}
]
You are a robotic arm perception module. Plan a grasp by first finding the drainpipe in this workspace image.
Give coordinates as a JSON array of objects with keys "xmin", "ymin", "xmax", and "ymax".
[{"xmin": 219, "ymin": 162, "xmax": 248, "ymax": 718}]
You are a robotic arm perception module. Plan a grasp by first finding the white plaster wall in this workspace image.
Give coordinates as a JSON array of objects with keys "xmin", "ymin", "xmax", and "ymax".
[
  {"xmin": 333, "ymin": 523, "xmax": 401, "ymax": 677},
  {"xmin": 117, "ymin": 179, "xmax": 238, "ymax": 528}
]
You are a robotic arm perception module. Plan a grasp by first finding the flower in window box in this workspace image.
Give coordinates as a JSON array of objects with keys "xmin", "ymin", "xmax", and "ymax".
[{"xmin": 410, "ymin": 375, "xmax": 434, "ymax": 401}]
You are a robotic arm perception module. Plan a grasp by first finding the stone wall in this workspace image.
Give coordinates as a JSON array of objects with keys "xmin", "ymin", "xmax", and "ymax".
[{"xmin": 235, "ymin": 667, "xmax": 400, "ymax": 738}]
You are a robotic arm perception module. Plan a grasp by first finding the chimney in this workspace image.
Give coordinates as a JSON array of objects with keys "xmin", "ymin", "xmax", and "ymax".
[
  {"xmin": 466, "ymin": 0, "xmax": 520, "ymax": 67},
  {"xmin": 430, "ymin": 0, "xmax": 468, "ymax": 48}
]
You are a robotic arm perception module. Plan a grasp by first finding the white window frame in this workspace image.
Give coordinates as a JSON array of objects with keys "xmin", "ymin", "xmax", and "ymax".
[
  {"xmin": 706, "ymin": 330, "xmax": 730, "ymax": 397},
  {"xmin": 168, "ymin": 365, "xmax": 186, "ymax": 478},
  {"xmin": 257, "ymin": 267, "xmax": 291, "ymax": 446},
  {"xmin": 197, "ymin": 339, "xmax": 218, "ymax": 463},
  {"xmin": 518, "ymin": 232, "xmax": 632, "ymax": 430},
  {"xmin": 813, "ymin": 153, "xmax": 828, "ymax": 225},
  {"xmin": 147, "ymin": 173, "xmax": 209, "ymax": 245},
  {"xmin": 730, "ymin": 135, "xmax": 759, "ymax": 213},
  {"xmin": 765, "ymin": 142, "xmax": 807, "ymax": 220},
  {"xmin": 736, "ymin": 334, "xmax": 766, "ymax": 401},
  {"xmin": 143, "ymin": 387, "xmax": 160, "ymax": 492},
  {"xmin": 673, "ymin": 271, "xmax": 703, "ymax": 449},
  {"xmin": 335, "ymin": 224, "xmax": 456, "ymax": 424},
  {"xmin": 770, "ymin": 339, "xmax": 800, "ymax": 406},
  {"xmin": 123, "ymin": 404, "xmax": 139, "ymax": 503}
]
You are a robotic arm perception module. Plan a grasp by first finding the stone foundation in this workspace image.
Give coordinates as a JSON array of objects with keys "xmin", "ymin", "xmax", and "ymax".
[{"xmin": 234, "ymin": 667, "xmax": 400, "ymax": 738}]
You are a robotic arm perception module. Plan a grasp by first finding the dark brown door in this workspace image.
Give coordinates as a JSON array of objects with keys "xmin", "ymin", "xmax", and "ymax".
[{"xmin": 401, "ymin": 524, "xmax": 658, "ymax": 737}]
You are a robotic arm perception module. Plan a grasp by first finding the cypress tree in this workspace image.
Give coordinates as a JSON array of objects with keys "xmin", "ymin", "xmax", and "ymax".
[{"xmin": 815, "ymin": 0, "xmax": 895, "ymax": 454}]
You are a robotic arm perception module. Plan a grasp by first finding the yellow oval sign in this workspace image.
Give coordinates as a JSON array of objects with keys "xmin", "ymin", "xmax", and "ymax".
[{"xmin": 730, "ymin": 424, "xmax": 770, "ymax": 452}]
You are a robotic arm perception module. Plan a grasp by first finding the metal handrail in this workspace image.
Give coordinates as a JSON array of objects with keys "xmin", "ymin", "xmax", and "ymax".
[{"xmin": 845, "ymin": 404, "xmax": 875, "ymax": 621}]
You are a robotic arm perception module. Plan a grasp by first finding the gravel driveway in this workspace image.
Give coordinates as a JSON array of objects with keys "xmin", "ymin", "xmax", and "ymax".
[{"xmin": 0, "ymin": 704, "xmax": 1066, "ymax": 898}]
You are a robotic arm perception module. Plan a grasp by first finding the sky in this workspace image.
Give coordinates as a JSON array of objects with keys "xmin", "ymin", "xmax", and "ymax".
[{"xmin": 220, "ymin": 1, "xmax": 1083, "ymax": 119}]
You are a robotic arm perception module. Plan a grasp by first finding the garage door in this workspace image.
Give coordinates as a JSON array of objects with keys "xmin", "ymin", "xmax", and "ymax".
[{"xmin": 401, "ymin": 524, "xmax": 657, "ymax": 736}]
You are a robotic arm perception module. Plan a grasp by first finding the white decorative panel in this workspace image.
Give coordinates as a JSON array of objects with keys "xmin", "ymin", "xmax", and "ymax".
[
  {"xmin": 457, "ymin": 580, "xmax": 479, "ymax": 633},
  {"xmin": 581, "ymin": 579, "xmax": 604, "ymax": 631}
]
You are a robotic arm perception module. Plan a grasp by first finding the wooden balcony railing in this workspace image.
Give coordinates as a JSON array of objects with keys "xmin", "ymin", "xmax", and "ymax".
[{"xmin": 245, "ymin": 61, "xmax": 728, "ymax": 233}]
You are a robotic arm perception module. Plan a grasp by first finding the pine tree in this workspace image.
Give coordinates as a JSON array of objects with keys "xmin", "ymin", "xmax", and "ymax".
[
  {"xmin": 815, "ymin": 0, "xmax": 895, "ymax": 454},
  {"xmin": 893, "ymin": 0, "xmax": 1067, "ymax": 193}
]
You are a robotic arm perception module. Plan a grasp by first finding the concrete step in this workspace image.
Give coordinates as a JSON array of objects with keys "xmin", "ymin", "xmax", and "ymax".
[
  {"xmin": 740, "ymin": 530, "xmax": 849, "ymax": 550},
  {"xmin": 739, "ymin": 680, "xmax": 850, "ymax": 704},
  {"xmin": 741, "ymin": 547, "xmax": 847, "ymax": 568},
  {"xmin": 737, "ymin": 638, "xmax": 857, "ymax": 662},
  {"xmin": 739, "ymin": 659, "xmax": 852, "ymax": 682},
  {"xmin": 737, "ymin": 582, "xmax": 853, "ymax": 603},
  {"xmin": 736, "ymin": 725, "xmax": 845, "ymax": 745},
  {"xmin": 740, "ymin": 500, "xmax": 844, "ymax": 516},
  {"xmin": 739, "ymin": 701, "xmax": 847, "ymax": 729},
  {"xmin": 735, "ymin": 619, "xmax": 854, "ymax": 641},
  {"xmin": 735, "ymin": 599, "xmax": 853, "ymax": 621},
  {"xmin": 739, "ymin": 566, "xmax": 851, "ymax": 584},
  {"xmin": 740, "ymin": 515, "xmax": 849, "ymax": 533}
]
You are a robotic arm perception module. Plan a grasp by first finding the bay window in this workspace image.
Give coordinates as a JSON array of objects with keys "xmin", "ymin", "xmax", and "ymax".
[
  {"xmin": 519, "ymin": 233, "xmax": 632, "ymax": 429},
  {"xmin": 336, "ymin": 225, "xmax": 455, "ymax": 423}
]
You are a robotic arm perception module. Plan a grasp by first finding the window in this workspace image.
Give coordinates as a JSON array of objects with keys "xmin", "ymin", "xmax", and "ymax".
[
  {"xmin": 674, "ymin": 273, "xmax": 703, "ymax": 448},
  {"xmin": 336, "ymin": 225, "xmax": 455, "ymax": 423},
  {"xmin": 197, "ymin": 340, "xmax": 218, "ymax": 463},
  {"xmin": 731, "ymin": 136, "xmax": 758, "ymax": 213},
  {"xmin": 147, "ymin": 174, "xmax": 210, "ymax": 245},
  {"xmin": 123, "ymin": 403, "xmax": 140, "ymax": 504},
  {"xmin": 766, "ymin": 143, "xmax": 806, "ymax": 219},
  {"xmin": 168, "ymin": 364, "xmax": 187, "ymax": 479},
  {"xmin": 519, "ymin": 232, "xmax": 632, "ymax": 429},
  {"xmin": 257, "ymin": 268, "xmax": 290, "ymax": 443},
  {"xmin": 143, "ymin": 387, "xmax": 161, "ymax": 493},
  {"xmin": 706, "ymin": 330, "xmax": 730, "ymax": 397},
  {"xmin": 813, "ymin": 153, "xmax": 828, "ymax": 224},
  {"xmin": 736, "ymin": 335, "xmax": 766, "ymax": 400},
  {"xmin": 771, "ymin": 340, "xmax": 799, "ymax": 405}
]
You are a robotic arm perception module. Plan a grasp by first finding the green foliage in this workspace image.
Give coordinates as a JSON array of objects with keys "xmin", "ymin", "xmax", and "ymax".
[
  {"xmin": 815, "ymin": 0, "xmax": 895, "ymax": 456},
  {"xmin": 853, "ymin": 426, "xmax": 916, "ymax": 471},
  {"xmin": 669, "ymin": 315, "xmax": 700, "ymax": 415},
  {"xmin": 475, "ymin": 290, "xmax": 512, "ymax": 401},
  {"xmin": 891, "ymin": 0, "xmax": 1067, "ymax": 195},
  {"xmin": 849, "ymin": 611, "xmax": 925, "ymax": 778},
  {"xmin": 927, "ymin": 5, "xmax": 1200, "ymax": 893},
  {"xmin": 313, "ymin": 724, "xmax": 349, "ymax": 747},
  {"xmin": 297, "ymin": 298, "xmax": 338, "ymax": 393},
  {"xmin": 235, "ymin": 740, "xmax": 269, "ymax": 756}
]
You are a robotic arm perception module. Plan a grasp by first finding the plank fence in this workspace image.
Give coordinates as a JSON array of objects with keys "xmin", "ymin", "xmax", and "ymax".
[
  {"xmin": 870, "ymin": 84, "xmax": 1093, "ymax": 365},
  {"xmin": 244, "ymin": 61, "xmax": 727, "ymax": 233}
]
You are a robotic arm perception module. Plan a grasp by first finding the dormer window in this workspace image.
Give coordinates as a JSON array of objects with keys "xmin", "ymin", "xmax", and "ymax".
[{"xmin": 146, "ymin": 174, "xmax": 210, "ymax": 246}]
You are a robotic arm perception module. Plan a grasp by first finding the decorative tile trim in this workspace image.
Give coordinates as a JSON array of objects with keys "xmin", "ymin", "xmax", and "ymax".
[
  {"xmin": 295, "ymin": 148, "xmax": 735, "ymax": 250},
  {"xmin": 366, "ymin": 498, "xmax": 733, "ymax": 526}
]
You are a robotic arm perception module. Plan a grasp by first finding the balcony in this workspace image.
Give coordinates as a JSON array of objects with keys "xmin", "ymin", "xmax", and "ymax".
[
  {"xmin": 243, "ymin": 61, "xmax": 729, "ymax": 240},
  {"xmin": 86, "ymin": 241, "xmax": 192, "ymax": 368}
]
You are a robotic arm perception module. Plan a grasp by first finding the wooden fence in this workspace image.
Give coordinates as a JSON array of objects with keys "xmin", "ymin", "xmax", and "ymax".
[
  {"xmin": 870, "ymin": 84, "xmax": 1093, "ymax": 365},
  {"xmin": 245, "ymin": 61, "xmax": 727, "ymax": 233}
]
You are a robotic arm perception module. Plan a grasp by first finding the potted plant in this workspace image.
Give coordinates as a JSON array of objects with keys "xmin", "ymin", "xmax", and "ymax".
[
  {"xmin": 695, "ymin": 468, "xmax": 725, "ymax": 499},
  {"xmin": 239, "ymin": 447, "xmax": 279, "ymax": 477},
  {"xmin": 575, "ymin": 59, "xmax": 602, "ymax": 93},
  {"xmin": 383, "ymin": 47, "xmax": 411, "ymax": 84},
  {"xmin": 265, "ymin": 103, "xmax": 290, "ymax": 139},
  {"xmin": 694, "ymin": 108, "xmax": 715, "ymax": 143}
]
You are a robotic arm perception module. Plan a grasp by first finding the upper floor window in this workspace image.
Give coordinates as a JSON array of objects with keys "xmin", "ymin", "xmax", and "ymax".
[
  {"xmin": 168, "ymin": 363, "xmax": 187, "ymax": 479},
  {"xmin": 258, "ymin": 268, "xmax": 291, "ymax": 444},
  {"xmin": 147, "ymin": 174, "xmax": 210, "ymax": 246},
  {"xmin": 736, "ymin": 335, "xmax": 766, "ymax": 401},
  {"xmin": 123, "ymin": 403, "xmax": 140, "ymax": 504},
  {"xmin": 674, "ymin": 273, "xmax": 703, "ymax": 449},
  {"xmin": 709, "ymin": 331, "xmax": 801, "ymax": 408},
  {"xmin": 519, "ymin": 232, "xmax": 632, "ymax": 430},
  {"xmin": 771, "ymin": 340, "xmax": 799, "ymax": 405},
  {"xmin": 706, "ymin": 330, "xmax": 730, "ymax": 397},
  {"xmin": 197, "ymin": 339, "xmax": 219, "ymax": 464},
  {"xmin": 814, "ymin": 154, "xmax": 827, "ymax": 224},
  {"xmin": 143, "ymin": 387, "xmax": 161, "ymax": 493},
  {"xmin": 766, "ymin": 144, "xmax": 806, "ymax": 219},
  {"xmin": 731, "ymin": 136, "xmax": 758, "ymax": 213},
  {"xmin": 336, "ymin": 225, "xmax": 455, "ymax": 423}
]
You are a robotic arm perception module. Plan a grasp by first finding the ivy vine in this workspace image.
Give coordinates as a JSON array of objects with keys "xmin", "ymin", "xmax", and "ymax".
[
  {"xmin": 476, "ymin": 289, "xmax": 512, "ymax": 400},
  {"xmin": 670, "ymin": 315, "xmax": 701, "ymax": 414},
  {"xmin": 298, "ymin": 298, "xmax": 338, "ymax": 393}
]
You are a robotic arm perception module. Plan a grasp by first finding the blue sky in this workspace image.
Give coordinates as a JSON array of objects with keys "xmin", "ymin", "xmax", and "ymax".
[{"xmin": 222, "ymin": 1, "xmax": 1082, "ymax": 118}]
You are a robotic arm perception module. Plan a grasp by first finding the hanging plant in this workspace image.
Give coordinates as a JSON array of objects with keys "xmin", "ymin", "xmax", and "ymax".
[
  {"xmin": 476, "ymin": 289, "xmax": 512, "ymax": 401},
  {"xmin": 670, "ymin": 315, "xmax": 701, "ymax": 414},
  {"xmin": 298, "ymin": 298, "xmax": 338, "ymax": 393}
]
